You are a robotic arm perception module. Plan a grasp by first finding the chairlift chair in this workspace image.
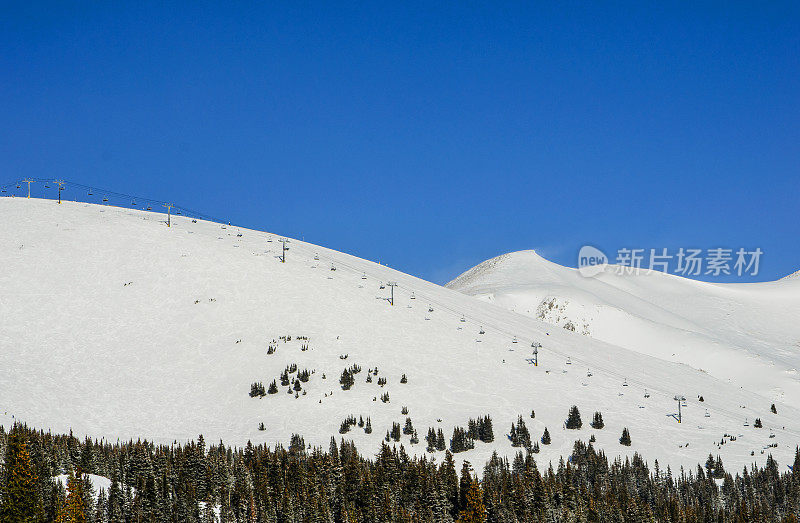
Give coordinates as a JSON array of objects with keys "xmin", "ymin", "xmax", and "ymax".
[
  {"xmin": 512, "ymin": 336, "xmax": 518, "ymax": 343},
  {"xmin": 330, "ymin": 264, "xmax": 336, "ymax": 271},
  {"xmin": 428, "ymin": 306, "xmax": 434, "ymax": 313},
  {"xmin": 103, "ymin": 197, "xmax": 108, "ymax": 202},
  {"xmin": 622, "ymin": 378, "xmax": 628, "ymax": 386},
  {"xmin": 410, "ymin": 292, "xmax": 416, "ymax": 300},
  {"xmin": 587, "ymin": 369, "xmax": 592, "ymax": 377},
  {"xmin": 314, "ymin": 253, "xmax": 319, "ymax": 260},
  {"xmin": 566, "ymin": 357, "xmax": 572, "ymax": 365},
  {"xmin": 479, "ymin": 327, "xmax": 485, "ymax": 335},
  {"xmin": 379, "ymin": 282, "xmax": 385, "ymax": 289},
  {"xmin": 705, "ymin": 410, "xmax": 711, "ymax": 418},
  {"xmin": 362, "ymin": 273, "xmax": 367, "ymax": 280},
  {"xmin": 460, "ymin": 315, "xmax": 466, "ymax": 322},
  {"xmin": 146, "ymin": 206, "xmax": 151, "ymax": 210}
]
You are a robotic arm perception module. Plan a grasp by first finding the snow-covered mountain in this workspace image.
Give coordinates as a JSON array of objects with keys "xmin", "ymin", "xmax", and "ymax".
[
  {"xmin": 2, "ymin": 198, "xmax": 799, "ymax": 476},
  {"xmin": 446, "ymin": 251, "xmax": 800, "ymax": 404}
]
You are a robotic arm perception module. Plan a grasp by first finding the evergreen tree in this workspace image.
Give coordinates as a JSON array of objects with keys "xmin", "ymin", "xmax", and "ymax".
[
  {"xmin": 540, "ymin": 428, "xmax": 551, "ymax": 445},
  {"xmin": 0, "ymin": 430, "xmax": 45, "ymax": 523},
  {"xmin": 63, "ymin": 468, "xmax": 88, "ymax": 523},
  {"xmin": 457, "ymin": 479, "xmax": 486, "ymax": 523},
  {"xmin": 566, "ymin": 406, "xmax": 582, "ymax": 429},
  {"xmin": 754, "ymin": 418, "xmax": 763, "ymax": 428},
  {"xmin": 619, "ymin": 427, "xmax": 631, "ymax": 446},
  {"xmin": 590, "ymin": 411, "xmax": 604, "ymax": 429}
]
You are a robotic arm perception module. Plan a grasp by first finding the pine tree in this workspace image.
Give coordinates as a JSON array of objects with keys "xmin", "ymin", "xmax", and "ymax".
[
  {"xmin": 457, "ymin": 479, "xmax": 486, "ymax": 523},
  {"xmin": 267, "ymin": 380, "xmax": 278, "ymax": 394},
  {"xmin": 566, "ymin": 406, "xmax": 582, "ymax": 429},
  {"xmin": 754, "ymin": 418, "xmax": 763, "ymax": 428},
  {"xmin": 64, "ymin": 468, "xmax": 88, "ymax": 523},
  {"xmin": 436, "ymin": 429, "xmax": 447, "ymax": 451},
  {"xmin": 541, "ymin": 428, "xmax": 551, "ymax": 445},
  {"xmin": 590, "ymin": 411, "xmax": 604, "ymax": 429},
  {"xmin": 619, "ymin": 427, "xmax": 631, "ymax": 446},
  {"xmin": 0, "ymin": 430, "xmax": 45, "ymax": 522},
  {"xmin": 771, "ymin": 403, "xmax": 777, "ymax": 414}
]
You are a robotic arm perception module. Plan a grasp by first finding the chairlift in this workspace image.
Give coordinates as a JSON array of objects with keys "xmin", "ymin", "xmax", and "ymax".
[
  {"xmin": 644, "ymin": 389, "xmax": 650, "ymax": 398},
  {"xmin": 361, "ymin": 273, "xmax": 367, "ymax": 280},
  {"xmin": 410, "ymin": 292, "xmax": 416, "ymax": 300},
  {"xmin": 146, "ymin": 206, "xmax": 152, "ymax": 210},
  {"xmin": 131, "ymin": 200, "xmax": 136, "ymax": 205},
  {"xmin": 330, "ymin": 264, "xmax": 337, "ymax": 271},
  {"xmin": 103, "ymin": 197, "xmax": 108, "ymax": 202},
  {"xmin": 237, "ymin": 233, "xmax": 243, "ymax": 237},
  {"xmin": 428, "ymin": 306, "xmax": 434, "ymax": 313},
  {"xmin": 512, "ymin": 336, "xmax": 518, "ymax": 343},
  {"xmin": 566, "ymin": 357, "xmax": 572, "ymax": 365},
  {"xmin": 16, "ymin": 184, "xmax": 20, "ymax": 189},
  {"xmin": 460, "ymin": 315, "xmax": 466, "ymax": 322},
  {"xmin": 192, "ymin": 219, "xmax": 197, "ymax": 223},
  {"xmin": 586, "ymin": 368, "xmax": 592, "ymax": 377},
  {"xmin": 176, "ymin": 211, "xmax": 182, "ymax": 215},
  {"xmin": 622, "ymin": 378, "xmax": 628, "ymax": 386},
  {"xmin": 44, "ymin": 184, "xmax": 50, "ymax": 188},
  {"xmin": 1, "ymin": 188, "xmax": 6, "ymax": 193},
  {"xmin": 88, "ymin": 191, "xmax": 93, "ymax": 196},
  {"xmin": 313, "ymin": 253, "xmax": 319, "ymax": 260},
  {"xmin": 744, "ymin": 418, "xmax": 750, "ymax": 427},
  {"xmin": 379, "ymin": 282, "xmax": 385, "ymax": 289},
  {"xmin": 479, "ymin": 327, "xmax": 485, "ymax": 335},
  {"xmin": 705, "ymin": 410, "xmax": 711, "ymax": 418}
]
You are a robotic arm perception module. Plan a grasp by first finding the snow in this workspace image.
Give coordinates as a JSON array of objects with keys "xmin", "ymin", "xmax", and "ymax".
[
  {"xmin": 2, "ymin": 199, "xmax": 799, "ymax": 477},
  {"xmin": 54, "ymin": 474, "xmax": 111, "ymax": 497}
]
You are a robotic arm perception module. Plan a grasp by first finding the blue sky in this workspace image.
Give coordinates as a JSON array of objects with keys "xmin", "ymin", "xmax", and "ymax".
[{"xmin": 2, "ymin": 2, "xmax": 798, "ymax": 283}]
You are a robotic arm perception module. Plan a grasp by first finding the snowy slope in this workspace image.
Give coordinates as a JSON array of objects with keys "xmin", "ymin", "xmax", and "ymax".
[
  {"xmin": 447, "ymin": 251, "xmax": 800, "ymax": 404},
  {"xmin": 2, "ymin": 199, "xmax": 800, "ymax": 476}
]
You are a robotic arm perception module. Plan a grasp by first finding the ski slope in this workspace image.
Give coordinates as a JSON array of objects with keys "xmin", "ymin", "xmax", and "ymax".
[
  {"xmin": 447, "ymin": 251, "xmax": 800, "ymax": 404},
  {"xmin": 2, "ymin": 198, "xmax": 799, "ymax": 476}
]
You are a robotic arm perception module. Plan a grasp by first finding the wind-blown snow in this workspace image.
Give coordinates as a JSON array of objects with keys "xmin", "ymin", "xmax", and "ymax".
[{"xmin": 2, "ymin": 199, "xmax": 799, "ymax": 476}]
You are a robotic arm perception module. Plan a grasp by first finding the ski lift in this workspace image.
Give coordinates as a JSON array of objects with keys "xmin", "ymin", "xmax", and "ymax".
[
  {"xmin": 622, "ymin": 378, "xmax": 628, "ymax": 386},
  {"xmin": 586, "ymin": 369, "xmax": 592, "ymax": 377},
  {"xmin": 479, "ymin": 326, "xmax": 485, "ymax": 335},
  {"xmin": 410, "ymin": 292, "xmax": 416, "ymax": 300},
  {"xmin": 192, "ymin": 219, "xmax": 197, "ymax": 223},
  {"xmin": 566, "ymin": 357, "xmax": 572, "ymax": 365},
  {"xmin": 15, "ymin": 184, "xmax": 20, "ymax": 189},
  {"xmin": 705, "ymin": 410, "xmax": 711, "ymax": 418},
  {"xmin": 176, "ymin": 211, "xmax": 182, "ymax": 215},
  {"xmin": 44, "ymin": 184, "xmax": 50, "ymax": 188},
  {"xmin": 132, "ymin": 200, "xmax": 136, "ymax": 205},
  {"xmin": 379, "ymin": 282, "xmax": 385, "ymax": 289},
  {"xmin": 313, "ymin": 253, "xmax": 319, "ymax": 260},
  {"xmin": 88, "ymin": 190, "xmax": 93, "ymax": 196},
  {"xmin": 460, "ymin": 315, "xmax": 466, "ymax": 322},
  {"xmin": 103, "ymin": 197, "xmax": 108, "ymax": 202},
  {"xmin": 1, "ymin": 188, "xmax": 6, "ymax": 193},
  {"xmin": 512, "ymin": 336, "xmax": 518, "ymax": 343},
  {"xmin": 267, "ymin": 237, "xmax": 273, "ymax": 242},
  {"xmin": 644, "ymin": 390, "xmax": 650, "ymax": 398},
  {"xmin": 428, "ymin": 306, "xmax": 434, "ymax": 313},
  {"xmin": 237, "ymin": 233, "xmax": 243, "ymax": 237},
  {"xmin": 361, "ymin": 273, "xmax": 367, "ymax": 280},
  {"xmin": 743, "ymin": 418, "xmax": 750, "ymax": 427},
  {"xmin": 330, "ymin": 264, "xmax": 337, "ymax": 271},
  {"xmin": 146, "ymin": 206, "xmax": 151, "ymax": 210}
]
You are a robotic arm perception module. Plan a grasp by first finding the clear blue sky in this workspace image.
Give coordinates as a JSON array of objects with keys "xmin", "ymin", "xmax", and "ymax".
[{"xmin": 2, "ymin": 2, "xmax": 798, "ymax": 283}]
